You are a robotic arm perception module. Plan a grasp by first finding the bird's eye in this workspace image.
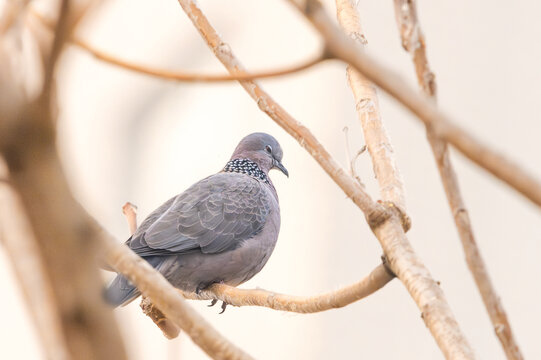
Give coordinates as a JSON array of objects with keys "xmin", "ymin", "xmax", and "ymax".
[{"xmin": 265, "ymin": 145, "xmax": 272, "ymax": 154}]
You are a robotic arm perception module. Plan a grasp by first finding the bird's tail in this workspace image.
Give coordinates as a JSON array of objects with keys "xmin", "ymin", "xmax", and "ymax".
[{"xmin": 103, "ymin": 274, "xmax": 141, "ymax": 307}]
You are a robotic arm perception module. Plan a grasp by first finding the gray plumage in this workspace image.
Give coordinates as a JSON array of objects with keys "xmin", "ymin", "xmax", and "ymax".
[{"xmin": 105, "ymin": 133, "xmax": 287, "ymax": 307}]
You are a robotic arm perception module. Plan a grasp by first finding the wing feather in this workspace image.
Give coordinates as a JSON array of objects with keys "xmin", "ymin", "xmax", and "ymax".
[{"xmin": 127, "ymin": 173, "xmax": 271, "ymax": 256}]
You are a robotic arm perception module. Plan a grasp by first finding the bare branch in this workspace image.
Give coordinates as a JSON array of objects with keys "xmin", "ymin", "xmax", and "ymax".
[
  {"xmin": 294, "ymin": 0, "xmax": 541, "ymax": 209},
  {"xmin": 32, "ymin": 10, "xmax": 325, "ymax": 83},
  {"xmin": 392, "ymin": 1, "xmax": 524, "ymax": 359},
  {"xmin": 176, "ymin": 1, "xmax": 475, "ymax": 358},
  {"xmin": 0, "ymin": 2, "xmax": 127, "ymax": 358},
  {"xmin": 72, "ymin": 36, "xmax": 325, "ymax": 82},
  {"xmin": 182, "ymin": 264, "xmax": 393, "ymax": 313}
]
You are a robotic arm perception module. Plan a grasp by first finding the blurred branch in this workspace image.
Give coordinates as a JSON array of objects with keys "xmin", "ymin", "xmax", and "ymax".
[
  {"xmin": 42, "ymin": 0, "xmax": 69, "ymax": 100},
  {"xmin": 0, "ymin": 1, "xmax": 128, "ymax": 358},
  {"xmin": 0, "ymin": 159, "xmax": 69, "ymax": 360},
  {"xmin": 292, "ymin": 0, "xmax": 541, "ymax": 210},
  {"xmin": 0, "ymin": 0, "xmax": 31, "ymax": 35},
  {"xmin": 72, "ymin": 37, "xmax": 325, "ymax": 82},
  {"xmin": 32, "ymin": 9, "xmax": 325, "ymax": 83},
  {"xmin": 175, "ymin": 0, "xmax": 473, "ymax": 358},
  {"xmin": 392, "ymin": 1, "xmax": 524, "ymax": 359}
]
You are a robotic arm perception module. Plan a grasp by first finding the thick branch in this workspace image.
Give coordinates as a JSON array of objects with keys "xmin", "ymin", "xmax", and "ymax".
[
  {"xmin": 176, "ymin": 1, "xmax": 474, "ymax": 358},
  {"xmin": 392, "ymin": 1, "xmax": 523, "ymax": 359},
  {"xmin": 294, "ymin": 0, "xmax": 541, "ymax": 209}
]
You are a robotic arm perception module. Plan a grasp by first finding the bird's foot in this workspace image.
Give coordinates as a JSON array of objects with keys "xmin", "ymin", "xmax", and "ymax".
[{"xmin": 219, "ymin": 301, "xmax": 228, "ymax": 314}]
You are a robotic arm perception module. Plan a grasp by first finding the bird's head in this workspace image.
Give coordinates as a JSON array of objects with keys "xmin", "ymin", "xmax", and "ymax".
[{"xmin": 230, "ymin": 132, "xmax": 288, "ymax": 177}]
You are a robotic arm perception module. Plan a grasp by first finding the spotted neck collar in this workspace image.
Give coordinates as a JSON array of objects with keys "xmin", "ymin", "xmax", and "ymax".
[{"xmin": 223, "ymin": 158, "xmax": 269, "ymax": 184}]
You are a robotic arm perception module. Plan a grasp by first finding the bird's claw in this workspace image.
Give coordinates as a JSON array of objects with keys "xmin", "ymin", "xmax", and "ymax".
[
  {"xmin": 219, "ymin": 301, "xmax": 228, "ymax": 314},
  {"xmin": 208, "ymin": 299, "xmax": 218, "ymax": 307}
]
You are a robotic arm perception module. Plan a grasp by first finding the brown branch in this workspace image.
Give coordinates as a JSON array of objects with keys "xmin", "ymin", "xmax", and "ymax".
[
  {"xmin": 0, "ymin": 1, "xmax": 127, "ymax": 358},
  {"xmin": 32, "ymin": 10, "xmax": 325, "ymax": 83},
  {"xmin": 293, "ymin": 0, "xmax": 541, "ymax": 209},
  {"xmin": 72, "ymin": 37, "xmax": 326, "ymax": 82},
  {"xmin": 392, "ymin": 1, "xmax": 524, "ymax": 359},
  {"xmin": 176, "ymin": 1, "xmax": 475, "ymax": 358},
  {"xmin": 104, "ymin": 239, "xmax": 254, "ymax": 360},
  {"xmin": 182, "ymin": 264, "xmax": 393, "ymax": 313}
]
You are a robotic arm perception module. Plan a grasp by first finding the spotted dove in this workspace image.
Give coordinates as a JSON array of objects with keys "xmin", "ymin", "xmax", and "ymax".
[{"xmin": 105, "ymin": 133, "xmax": 288, "ymax": 310}]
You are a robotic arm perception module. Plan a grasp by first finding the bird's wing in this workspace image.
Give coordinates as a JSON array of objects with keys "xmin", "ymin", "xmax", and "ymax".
[{"xmin": 127, "ymin": 173, "xmax": 271, "ymax": 256}]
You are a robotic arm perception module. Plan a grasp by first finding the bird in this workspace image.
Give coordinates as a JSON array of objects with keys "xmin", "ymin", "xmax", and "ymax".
[{"xmin": 104, "ymin": 132, "xmax": 288, "ymax": 312}]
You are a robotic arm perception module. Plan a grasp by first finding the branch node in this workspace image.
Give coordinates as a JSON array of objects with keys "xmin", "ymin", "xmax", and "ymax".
[{"xmin": 380, "ymin": 254, "xmax": 396, "ymax": 278}]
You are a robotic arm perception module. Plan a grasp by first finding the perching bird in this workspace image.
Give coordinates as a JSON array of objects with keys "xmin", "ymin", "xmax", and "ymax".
[{"xmin": 105, "ymin": 132, "xmax": 288, "ymax": 312}]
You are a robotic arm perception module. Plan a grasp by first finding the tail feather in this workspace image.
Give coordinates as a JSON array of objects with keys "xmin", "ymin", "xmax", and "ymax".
[{"xmin": 103, "ymin": 274, "xmax": 141, "ymax": 307}]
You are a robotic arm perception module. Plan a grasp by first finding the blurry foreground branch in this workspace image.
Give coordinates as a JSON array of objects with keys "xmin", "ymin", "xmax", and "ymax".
[{"xmin": 0, "ymin": 1, "xmax": 127, "ymax": 359}]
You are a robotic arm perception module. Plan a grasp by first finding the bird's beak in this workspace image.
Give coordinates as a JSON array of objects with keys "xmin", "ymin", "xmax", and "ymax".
[{"xmin": 272, "ymin": 159, "xmax": 289, "ymax": 177}]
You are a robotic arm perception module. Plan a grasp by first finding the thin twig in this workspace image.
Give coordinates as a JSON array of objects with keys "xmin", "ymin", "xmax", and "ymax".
[
  {"xmin": 392, "ymin": 1, "xmax": 523, "ymax": 359},
  {"xmin": 177, "ymin": 1, "xmax": 475, "ymax": 358},
  {"xmin": 122, "ymin": 202, "xmax": 138, "ymax": 235},
  {"xmin": 32, "ymin": 10, "xmax": 325, "ymax": 83},
  {"xmin": 293, "ymin": 0, "xmax": 541, "ymax": 209},
  {"xmin": 342, "ymin": 126, "xmax": 365, "ymax": 185}
]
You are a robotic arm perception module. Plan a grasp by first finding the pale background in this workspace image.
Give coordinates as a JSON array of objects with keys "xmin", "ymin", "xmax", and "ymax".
[{"xmin": 1, "ymin": 0, "xmax": 540, "ymax": 359}]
